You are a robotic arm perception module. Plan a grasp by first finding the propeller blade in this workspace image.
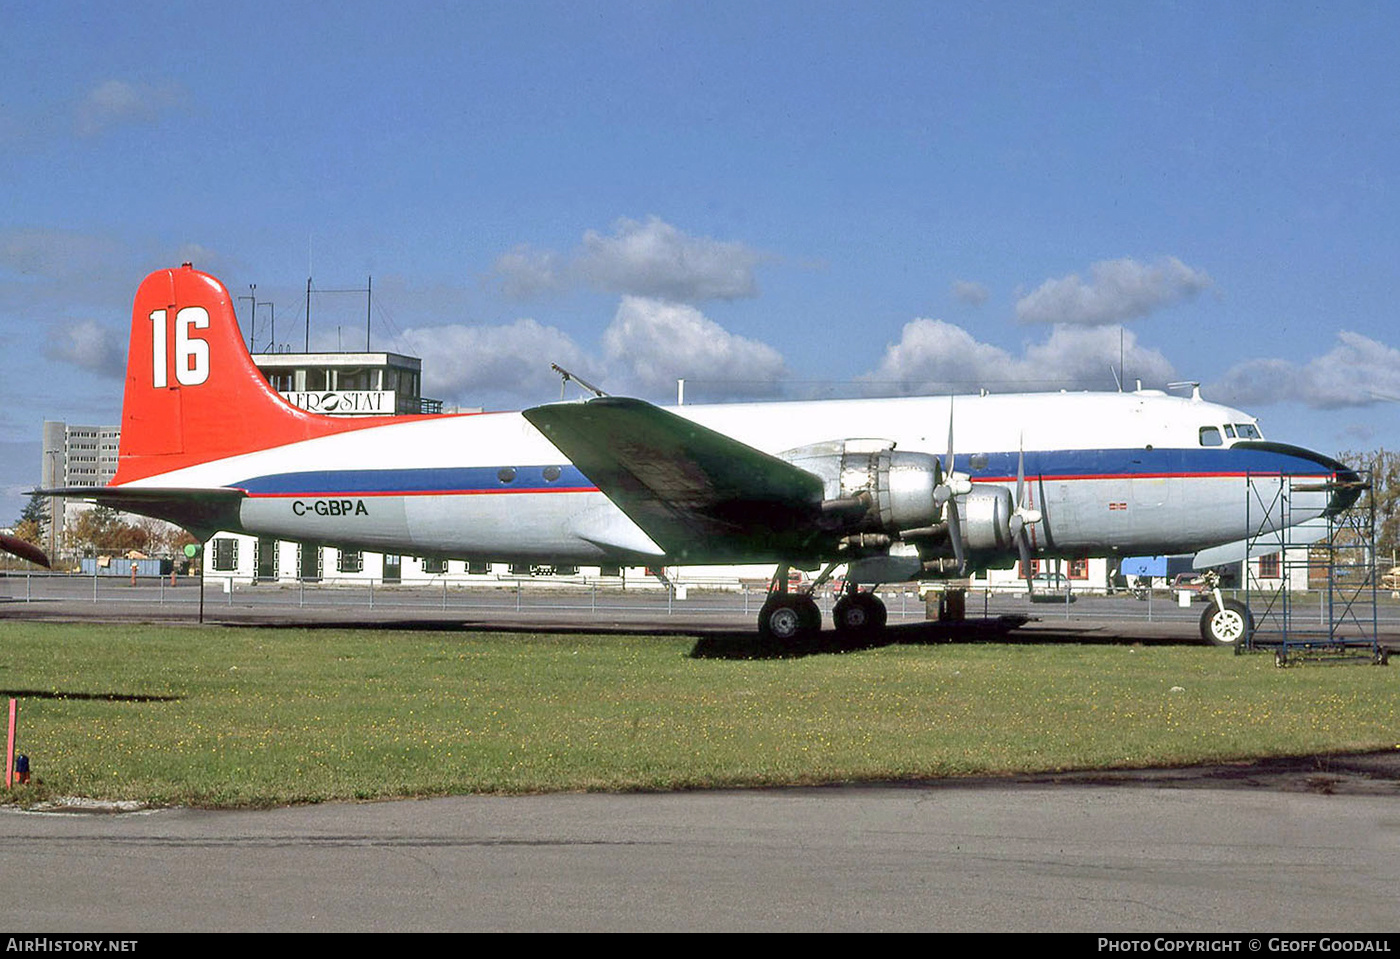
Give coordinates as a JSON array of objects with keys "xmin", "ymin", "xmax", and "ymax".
[
  {"xmin": 946, "ymin": 496, "xmax": 966, "ymax": 574},
  {"xmin": 946, "ymin": 399, "xmax": 956, "ymax": 478},
  {"xmin": 1015, "ymin": 436, "xmax": 1025, "ymax": 510},
  {"xmin": 1016, "ymin": 529, "xmax": 1034, "ymax": 597}
]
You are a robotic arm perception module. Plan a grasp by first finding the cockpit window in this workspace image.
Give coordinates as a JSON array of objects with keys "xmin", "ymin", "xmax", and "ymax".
[
  {"xmin": 1224, "ymin": 425, "xmax": 1236, "ymax": 439},
  {"xmin": 1199, "ymin": 426, "xmax": 1223, "ymax": 447},
  {"xmin": 1235, "ymin": 423, "xmax": 1262, "ymax": 440}
]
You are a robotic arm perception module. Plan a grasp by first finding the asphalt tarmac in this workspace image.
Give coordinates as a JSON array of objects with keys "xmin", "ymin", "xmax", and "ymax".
[
  {"xmin": 2, "ymin": 583, "xmax": 1397, "ymax": 932},
  {"xmin": 3, "ymin": 768, "xmax": 1398, "ymax": 932}
]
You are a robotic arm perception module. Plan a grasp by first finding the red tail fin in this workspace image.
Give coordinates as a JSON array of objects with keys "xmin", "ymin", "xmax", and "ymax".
[{"xmin": 113, "ymin": 264, "xmax": 394, "ymax": 484}]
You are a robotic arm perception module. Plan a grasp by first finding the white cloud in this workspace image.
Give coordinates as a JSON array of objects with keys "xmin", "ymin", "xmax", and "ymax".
[
  {"xmin": 951, "ymin": 280, "xmax": 989, "ymax": 306},
  {"xmin": 389, "ymin": 318, "xmax": 594, "ymax": 408},
  {"xmin": 44, "ymin": 319, "xmax": 126, "ymax": 378},
  {"xmin": 75, "ymin": 80, "xmax": 186, "ymax": 138},
  {"xmin": 1015, "ymin": 256, "xmax": 1213, "ymax": 325},
  {"xmin": 603, "ymin": 296, "xmax": 786, "ymax": 399},
  {"xmin": 1211, "ymin": 331, "xmax": 1400, "ymax": 409},
  {"xmin": 492, "ymin": 216, "xmax": 766, "ymax": 303},
  {"xmin": 492, "ymin": 246, "xmax": 563, "ymax": 299},
  {"xmin": 861, "ymin": 318, "xmax": 1174, "ymax": 394}
]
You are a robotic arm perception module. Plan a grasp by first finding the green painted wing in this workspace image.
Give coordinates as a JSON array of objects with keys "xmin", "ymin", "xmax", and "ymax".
[{"xmin": 524, "ymin": 397, "xmax": 826, "ymax": 563}]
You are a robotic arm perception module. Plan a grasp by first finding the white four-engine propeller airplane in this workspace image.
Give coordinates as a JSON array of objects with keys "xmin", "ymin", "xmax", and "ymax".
[{"xmin": 28, "ymin": 264, "xmax": 1361, "ymax": 645}]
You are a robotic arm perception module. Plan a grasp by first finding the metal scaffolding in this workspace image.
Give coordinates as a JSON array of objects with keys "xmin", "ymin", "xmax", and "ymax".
[{"xmin": 1241, "ymin": 470, "xmax": 1385, "ymax": 666}]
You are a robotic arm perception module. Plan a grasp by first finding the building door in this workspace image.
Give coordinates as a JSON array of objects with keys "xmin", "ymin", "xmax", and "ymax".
[{"xmin": 383, "ymin": 554, "xmax": 401, "ymax": 584}]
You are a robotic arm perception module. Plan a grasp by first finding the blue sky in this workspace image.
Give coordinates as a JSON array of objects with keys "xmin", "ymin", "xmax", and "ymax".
[{"xmin": 5, "ymin": 1, "xmax": 1400, "ymax": 521}]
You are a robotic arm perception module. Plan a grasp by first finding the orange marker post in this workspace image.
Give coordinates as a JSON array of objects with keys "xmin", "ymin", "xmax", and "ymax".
[{"xmin": 5, "ymin": 698, "xmax": 15, "ymax": 789}]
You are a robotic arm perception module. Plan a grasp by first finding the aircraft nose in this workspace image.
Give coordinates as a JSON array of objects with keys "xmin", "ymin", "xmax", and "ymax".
[
  {"xmin": 1289, "ymin": 445, "xmax": 1364, "ymax": 516},
  {"xmin": 1324, "ymin": 458, "xmax": 1365, "ymax": 515},
  {"xmin": 1236, "ymin": 441, "xmax": 1364, "ymax": 516}
]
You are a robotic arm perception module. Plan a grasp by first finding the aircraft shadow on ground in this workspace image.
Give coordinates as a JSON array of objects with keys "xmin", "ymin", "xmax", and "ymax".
[{"xmin": 206, "ymin": 614, "xmax": 1199, "ymax": 659}]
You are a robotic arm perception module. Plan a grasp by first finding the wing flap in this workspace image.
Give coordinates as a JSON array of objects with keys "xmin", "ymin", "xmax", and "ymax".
[{"xmin": 523, "ymin": 397, "xmax": 825, "ymax": 562}]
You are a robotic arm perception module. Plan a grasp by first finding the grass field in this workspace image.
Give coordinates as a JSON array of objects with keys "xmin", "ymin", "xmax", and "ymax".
[{"xmin": 0, "ymin": 621, "xmax": 1396, "ymax": 807}]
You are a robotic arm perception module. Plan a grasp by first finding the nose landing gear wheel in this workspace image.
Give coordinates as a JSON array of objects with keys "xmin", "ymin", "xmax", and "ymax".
[{"xmin": 1200, "ymin": 598, "xmax": 1252, "ymax": 647}]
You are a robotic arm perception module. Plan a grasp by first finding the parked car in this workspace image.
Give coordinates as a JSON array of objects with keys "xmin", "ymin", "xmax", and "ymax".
[
  {"xmin": 1171, "ymin": 572, "xmax": 1213, "ymax": 601},
  {"xmin": 1029, "ymin": 572, "xmax": 1076, "ymax": 602}
]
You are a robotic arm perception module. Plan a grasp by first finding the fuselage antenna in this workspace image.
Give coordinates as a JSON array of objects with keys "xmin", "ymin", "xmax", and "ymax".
[{"xmin": 552, "ymin": 364, "xmax": 609, "ymax": 399}]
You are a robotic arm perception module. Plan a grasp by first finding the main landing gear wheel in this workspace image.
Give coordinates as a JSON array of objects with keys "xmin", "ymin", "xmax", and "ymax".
[
  {"xmin": 832, "ymin": 592, "xmax": 887, "ymax": 637},
  {"xmin": 1200, "ymin": 598, "xmax": 1252, "ymax": 647},
  {"xmin": 758, "ymin": 594, "xmax": 821, "ymax": 644}
]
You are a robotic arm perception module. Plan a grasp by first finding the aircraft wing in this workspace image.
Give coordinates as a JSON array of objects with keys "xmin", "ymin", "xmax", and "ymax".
[
  {"xmin": 523, "ymin": 397, "xmax": 826, "ymax": 562},
  {"xmin": 36, "ymin": 486, "xmax": 246, "ymax": 540}
]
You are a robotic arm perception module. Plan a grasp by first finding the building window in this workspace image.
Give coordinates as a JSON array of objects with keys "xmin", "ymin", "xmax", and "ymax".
[
  {"xmin": 1067, "ymin": 558, "xmax": 1089, "ymax": 580},
  {"xmin": 422, "ymin": 556, "xmax": 447, "ymax": 574},
  {"xmin": 1019, "ymin": 559, "xmax": 1041, "ymax": 578},
  {"xmin": 467, "ymin": 559, "xmax": 489, "ymax": 575},
  {"xmin": 1259, "ymin": 553, "xmax": 1280, "ymax": 579},
  {"xmin": 212, "ymin": 538, "xmax": 239, "ymax": 571},
  {"xmin": 337, "ymin": 549, "xmax": 363, "ymax": 573}
]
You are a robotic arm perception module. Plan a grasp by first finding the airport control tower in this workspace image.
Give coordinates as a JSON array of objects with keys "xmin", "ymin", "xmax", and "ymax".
[{"xmin": 252, "ymin": 351, "xmax": 442, "ymax": 416}]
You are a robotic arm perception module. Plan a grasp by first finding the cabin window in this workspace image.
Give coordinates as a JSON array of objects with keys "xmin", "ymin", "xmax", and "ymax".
[
  {"xmin": 497, "ymin": 467, "xmax": 517, "ymax": 484},
  {"xmin": 1199, "ymin": 426, "xmax": 1223, "ymax": 447},
  {"xmin": 543, "ymin": 465, "xmax": 562, "ymax": 482}
]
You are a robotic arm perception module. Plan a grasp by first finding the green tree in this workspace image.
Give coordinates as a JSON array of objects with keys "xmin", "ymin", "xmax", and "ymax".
[
  {"xmin": 1337, "ymin": 448, "xmax": 1400, "ymax": 566},
  {"xmin": 65, "ymin": 505, "xmax": 150, "ymax": 555},
  {"xmin": 12, "ymin": 494, "xmax": 49, "ymax": 546}
]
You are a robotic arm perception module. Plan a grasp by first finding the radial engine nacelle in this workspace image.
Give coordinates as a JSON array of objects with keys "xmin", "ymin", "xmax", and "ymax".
[
  {"xmin": 955, "ymin": 485, "xmax": 1015, "ymax": 554},
  {"xmin": 782, "ymin": 439, "xmax": 943, "ymax": 532},
  {"xmin": 781, "ymin": 438, "xmax": 1018, "ymax": 567}
]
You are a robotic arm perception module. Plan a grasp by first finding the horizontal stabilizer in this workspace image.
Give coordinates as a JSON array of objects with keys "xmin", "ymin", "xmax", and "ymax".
[
  {"xmin": 36, "ymin": 486, "xmax": 246, "ymax": 540},
  {"xmin": 523, "ymin": 397, "xmax": 825, "ymax": 562}
]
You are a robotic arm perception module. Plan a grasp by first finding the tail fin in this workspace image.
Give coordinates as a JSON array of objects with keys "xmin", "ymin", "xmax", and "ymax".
[{"xmin": 113, "ymin": 264, "xmax": 393, "ymax": 484}]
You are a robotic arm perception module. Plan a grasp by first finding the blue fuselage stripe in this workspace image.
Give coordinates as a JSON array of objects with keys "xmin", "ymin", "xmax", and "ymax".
[
  {"xmin": 235, "ymin": 465, "xmax": 596, "ymax": 496},
  {"xmin": 231, "ymin": 447, "xmax": 1337, "ymax": 497}
]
